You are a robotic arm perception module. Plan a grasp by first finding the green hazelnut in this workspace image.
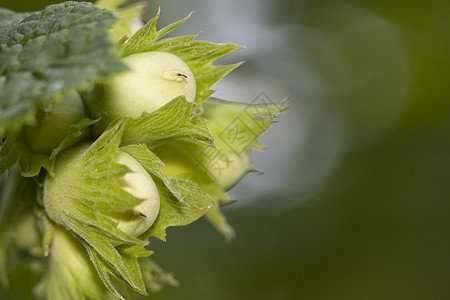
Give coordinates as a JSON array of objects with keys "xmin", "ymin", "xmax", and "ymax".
[
  {"xmin": 101, "ymin": 51, "xmax": 196, "ymax": 117},
  {"xmin": 109, "ymin": 150, "xmax": 160, "ymax": 236},
  {"xmin": 23, "ymin": 91, "xmax": 88, "ymax": 154},
  {"xmin": 43, "ymin": 143, "xmax": 160, "ymax": 238}
]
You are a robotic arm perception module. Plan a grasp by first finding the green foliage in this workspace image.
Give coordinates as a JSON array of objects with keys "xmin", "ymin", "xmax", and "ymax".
[
  {"xmin": 0, "ymin": 2, "xmax": 124, "ymax": 135},
  {"xmin": 0, "ymin": 8, "xmax": 29, "ymax": 27},
  {"xmin": 0, "ymin": 1, "xmax": 284, "ymax": 299},
  {"xmin": 120, "ymin": 97, "xmax": 214, "ymax": 147}
]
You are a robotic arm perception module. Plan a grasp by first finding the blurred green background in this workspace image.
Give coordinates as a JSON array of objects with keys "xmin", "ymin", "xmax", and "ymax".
[{"xmin": 1, "ymin": 0, "xmax": 449, "ymax": 299}]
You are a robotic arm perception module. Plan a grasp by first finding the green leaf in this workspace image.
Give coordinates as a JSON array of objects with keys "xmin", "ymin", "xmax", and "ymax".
[
  {"xmin": 205, "ymin": 202, "xmax": 235, "ymax": 241},
  {"xmin": 117, "ymin": 10, "xmax": 242, "ymax": 103},
  {"xmin": 85, "ymin": 247, "xmax": 176, "ymax": 300},
  {"xmin": 118, "ymin": 9, "xmax": 192, "ymax": 57},
  {"xmin": 166, "ymin": 41, "xmax": 243, "ymax": 104},
  {"xmin": 77, "ymin": 121, "xmax": 140, "ymax": 212},
  {"xmin": 86, "ymin": 246, "xmax": 121, "ymax": 299},
  {"xmin": 119, "ymin": 97, "xmax": 214, "ymax": 147},
  {"xmin": 152, "ymin": 141, "xmax": 235, "ymax": 239},
  {"xmin": 50, "ymin": 118, "xmax": 98, "ymax": 161},
  {"xmin": 0, "ymin": 8, "xmax": 29, "ymax": 27},
  {"xmin": 148, "ymin": 178, "xmax": 211, "ymax": 241},
  {"xmin": 140, "ymin": 259, "xmax": 178, "ymax": 292},
  {"xmin": 203, "ymin": 97, "xmax": 286, "ymax": 152},
  {"xmin": 67, "ymin": 218, "xmax": 149, "ymax": 295},
  {"xmin": 0, "ymin": 2, "xmax": 124, "ymax": 135}
]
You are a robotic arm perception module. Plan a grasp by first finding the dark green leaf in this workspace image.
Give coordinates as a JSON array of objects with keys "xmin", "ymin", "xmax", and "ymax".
[
  {"xmin": 0, "ymin": 8, "xmax": 29, "ymax": 27},
  {"xmin": 0, "ymin": 2, "xmax": 124, "ymax": 134},
  {"xmin": 120, "ymin": 97, "xmax": 214, "ymax": 147}
]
